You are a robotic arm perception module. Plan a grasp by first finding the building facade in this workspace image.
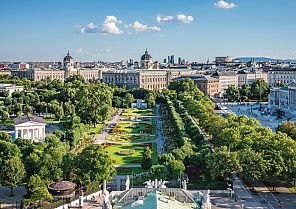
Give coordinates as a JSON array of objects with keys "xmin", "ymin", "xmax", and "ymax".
[
  {"xmin": 175, "ymin": 75, "xmax": 219, "ymax": 97},
  {"xmin": 0, "ymin": 84, "xmax": 24, "ymax": 96},
  {"xmin": 268, "ymin": 82, "xmax": 296, "ymax": 117},
  {"xmin": 14, "ymin": 115, "xmax": 46, "ymax": 142},
  {"xmin": 268, "ymin": 68, "xmax": 296, "ymax": 87},
  {"xmin": 102, "ymin": 69, "xmax": 195, "ymax": 91},
  {"xmin": 11, "ymin": 52, "xmax": 102, "ymax": 82},
  {"xmin": 140, "ymin": 49, "xmax": 154, "ymax": 69},
  {"xmin": 237, "ymin": 70, "xmax": 268, "ymax": 87},
  {"xmin": 212, "ymin": 71, "xmax": 238, "ymax": 96}
]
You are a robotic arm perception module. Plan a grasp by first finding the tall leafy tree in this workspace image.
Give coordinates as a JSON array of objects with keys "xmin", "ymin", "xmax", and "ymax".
[
  {"xmin": 26, "ymin": 174, "xmax": 52, "ymax": 203},
  {"xmin": 141, "ymin": 146, "xmax": 153, "ymax": 170},
  {"xmin": 73, "ymin": 144, "xmax": 116, "ymax": 185},
  {"xmin": 224, "ymin": 85, "xmax": 240, "ymax": 101},
  {"xmin": 206, "ymin": 146, "xmax": 242, "ymax": 179},
  {"xmin": 2, "ymin": 156, "xmax": 26, "ymax": 196}
]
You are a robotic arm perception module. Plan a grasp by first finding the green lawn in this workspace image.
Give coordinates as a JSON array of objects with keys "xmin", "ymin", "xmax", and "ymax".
[
  {"xmin": 104, "ymin": 143, "xmax": 158, "ymax": 165},
  {"xmin": 121, "ymin": 108, "xmax": 154, "ymax": 116},
  {"xmin": 85, "ymin": 124, "xmax": 104, "ymax": 136},
  {"xmin": 106, "ymin": 134, "xmax": 154, "ymax": 143},
  {"xmin": 112, "ymin": 122, "xmax": 154, "ymax": 134}
]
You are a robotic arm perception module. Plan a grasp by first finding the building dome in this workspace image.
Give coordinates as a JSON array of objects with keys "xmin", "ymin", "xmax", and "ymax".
[
  {"xmin": 63, "ymin": 51, "xmax": 73, "ymax": 62},
  {"xmin": 141, "ymin": 49, "xmax": 152, "ymax": 61},
  {"xmin": 48, "ymin": 180, "xmax": 76, "ymax": 198}
]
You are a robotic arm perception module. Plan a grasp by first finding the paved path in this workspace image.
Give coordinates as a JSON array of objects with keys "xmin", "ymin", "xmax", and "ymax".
[
  {"xmin": 232, "ymin": 174, "xmax": 266, "ymax": 208},
  {"xmin": 155, "ymin": 104, "xmax": 166, "ymax": 154}
]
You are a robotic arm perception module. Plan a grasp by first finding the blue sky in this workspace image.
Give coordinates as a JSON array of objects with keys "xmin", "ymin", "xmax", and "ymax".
[{"xmin": 0, "ymin": 0, "xmax": 296, "ymax": 62}]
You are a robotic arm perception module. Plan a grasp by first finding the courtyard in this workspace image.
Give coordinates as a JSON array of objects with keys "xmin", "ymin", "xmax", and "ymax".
[{"xmin": 221, "ymin": 103, "xmax": 296, "ymax": 131}]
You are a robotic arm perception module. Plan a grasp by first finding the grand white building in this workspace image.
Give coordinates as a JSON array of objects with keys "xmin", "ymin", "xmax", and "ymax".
[
  {"xmin": 268, "ymin": 82, "xmax": 296, "ymax": 117},
  {"xmin": 211, "ymin": 71, "xmax": 238, "ymax": 95},
  {"xmin": 11, "ymin": 52, "xmax": 102, "ymax": 82},
  {"xmin": 0, "ymin": 84, "xmax": 23, "ymax": 96},
  {"xmin": 268, "ymin": 68, "xmax": 296, "ymax": 86},
  {"xmin": 237, "ymin": 70, "xmax": 268, "ymax": 87},
  {"xmin": 14, "ymin": 115, "xmax": 46, "ymax": 142}
]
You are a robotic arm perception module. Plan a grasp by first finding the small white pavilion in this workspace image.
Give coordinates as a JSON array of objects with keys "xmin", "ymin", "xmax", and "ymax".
[{"xmin": 13, "ymin": 115, "xmax": 46, "ymax": 142}]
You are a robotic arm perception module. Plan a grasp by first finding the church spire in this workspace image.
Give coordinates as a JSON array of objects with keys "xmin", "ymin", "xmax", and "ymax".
[{"xmin": 67, "ymin": 51, "xmax": 70, "ymax": 56}]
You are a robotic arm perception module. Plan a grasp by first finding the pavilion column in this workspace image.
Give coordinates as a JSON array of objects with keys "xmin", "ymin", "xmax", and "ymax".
[
  {"xmin": 21, "ymin": 129, "xmax": 24, "ymax": 139},
  {"xmin": 15, "ymin": 127, "xmax": 18, "ymax": 140},
  {"xmin": 30, "ymin": 129, "xmax": 34, "ymax": 141}
]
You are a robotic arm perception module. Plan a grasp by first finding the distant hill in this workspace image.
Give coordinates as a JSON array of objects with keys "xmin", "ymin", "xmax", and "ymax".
[{"xmin": 234, "ymin": 57, "xmax": 296, "ymax": 63}]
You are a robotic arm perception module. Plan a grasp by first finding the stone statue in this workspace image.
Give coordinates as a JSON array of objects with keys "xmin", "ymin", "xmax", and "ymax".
[
  {"xmin": 125, "ymin": 175, "xmax": 130, "ymax": 190},
  {"xmin": 182, "ymin": 180, "xmax": 187, "ymax": 190},
  {"xmin": 144, "ymin": 180, "xmax": 153, "ymax": 188},
  {"xmin": 159, "ymin": 180, "xmax": 169, "ymax": 188},
  {"xmin": 154, "ymin": 179, "xmax": 158, "ymax": 188},
  {"xmin": 201, "ymin": 190, "xmax": 211, "ymax": 209}
]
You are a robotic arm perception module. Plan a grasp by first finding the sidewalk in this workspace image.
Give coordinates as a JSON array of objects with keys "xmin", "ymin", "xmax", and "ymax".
[{"xmin": 232, "ymin": 174, "xmax": 266, "ymax": 208}]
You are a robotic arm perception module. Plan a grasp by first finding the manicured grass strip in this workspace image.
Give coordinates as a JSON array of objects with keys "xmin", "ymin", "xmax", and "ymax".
[
  {"xmin": 121, "ymin": 108, "xmax": 154, "ymax": 116},
  {"xmin": 104, "ymin": 143, "xmax": 158, "ymax": 165},
  {"xmin": 106, "ymin": 134, "xmax": 154, "ymax": 143},
  {"xmin": 112, "ymin": 122, "xmax": 154, "ymax": 134}
]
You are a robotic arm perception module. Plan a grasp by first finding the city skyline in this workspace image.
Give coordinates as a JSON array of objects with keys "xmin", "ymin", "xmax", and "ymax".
[{"xmin": 1, "ymin": 0, "xmax": 296, "ymax": 62}]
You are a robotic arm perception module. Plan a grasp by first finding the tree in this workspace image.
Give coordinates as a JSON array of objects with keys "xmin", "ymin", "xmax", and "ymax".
[
  {"xmin": 206, "ymin": 146, "xmax": 242, "ymax": 179},
  {"xmin": 144, "ymin": 93, "xmax": 156, "ymax": 108},
  {"xmin": 124, "ymin": 93, "xmax": 134, "ymax": 108},
  {"xmin": 0, "ymin": 131, "xmax": 13, "ymax": 142},
  {"xmin": 75, "ymin": 83, "xmax": 113, "ymax": 127},
  {"xmin": 73, "ymin": 144, "xmax": 116, "ymax": 185},
  {"xmin": 237, "ymin": 148, "xmax": 268, "ymax": 180},
  {"xmin": 2, "ymin": 156, "xmax": 26, "ymax": 196},
  {"xmin": 239, "ymin": 84, "xmax": 251, "ymax": 100},
  {"xmin": 26, "ymin": 174, "xmax": 52, "ymax": 203},
  {"xmin": 250, "ymin": 79, "xmax": 269, "ymax": 100},
  {"xmin": 168, "ymin": 79, "xmax": 197, "ymax": 94},
  {"xmin": 24, "ymin": 105, "xmax": 33, "ymax": 115},
  {"xmin": 112, "ymin": 96, "xmax": 123, "ymax": 108},
  {"xmin": 224, "ymin": 85, "xmax": 240, "ymax": 101},
  {"xmin": 0, "ymin": 140, "xmax": 21, "ymax": 169},
  {"xmin": 141, "ymin": 146, "xmax": 153, "ymax": 170},
  {"xmin": 150, "ymin": 165, "xmax": 169, "ymax": 180}
]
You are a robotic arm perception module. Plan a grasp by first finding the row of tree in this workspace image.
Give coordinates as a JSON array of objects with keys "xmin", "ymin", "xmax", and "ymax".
[
  {"xmin": 224, "ymin": 80, "xmax": 269, "ymax": 102},
  {"xmin": 172, "ymin": 79, "xmax": 296, "ymax": 182}
]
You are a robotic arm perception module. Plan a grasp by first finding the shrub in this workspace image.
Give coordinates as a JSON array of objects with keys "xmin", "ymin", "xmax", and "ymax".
[{"xmin": 117, "ymin": 149, "xmax": 135, "ymax": 155}]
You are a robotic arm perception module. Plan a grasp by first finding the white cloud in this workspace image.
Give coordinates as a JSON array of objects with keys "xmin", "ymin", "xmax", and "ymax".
[
  {"xmin": 78, "ymin": 22, "xmax": 99, "ymax": 34},
  {"xmin": 214, "ymin": 0, "xmax": 237, "ymax": 9},
  {"xmin": 156, "ymin": 14, "xmax": 194, "ymax": 23},
  {"xmin": 127, "ymin": 21, "xmax": 160, "ymax": 32},
  {"xmin": 95, "ymin": 49, "xmax": 111, "ymax": 53},
  {"xmin": 176, "ymin": 14, "xmax": 194, "ymax": 23},
  {"xmin": 76, "ymin": 48, "xmax": 89, "ymax": 54},
  {"xmin": 101, "ymin": 15, "xmax": 123, "ymax": 35},
  {"xmin": 156, "ymin": 15, "xmax": 174, "ymax": 23}
]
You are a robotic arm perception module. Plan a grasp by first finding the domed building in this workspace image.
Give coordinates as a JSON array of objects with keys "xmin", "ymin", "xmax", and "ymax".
[
  {"xmin": 140, "ymin": 49, "xmax": 154, "ymax": 69},
  {"xmin": 12, "ymin": 51, "xmax": 103, "ymax": 82},
  {"xmin": 63, "ymin": 51, "xmax": 74, "ymax": 71}
]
